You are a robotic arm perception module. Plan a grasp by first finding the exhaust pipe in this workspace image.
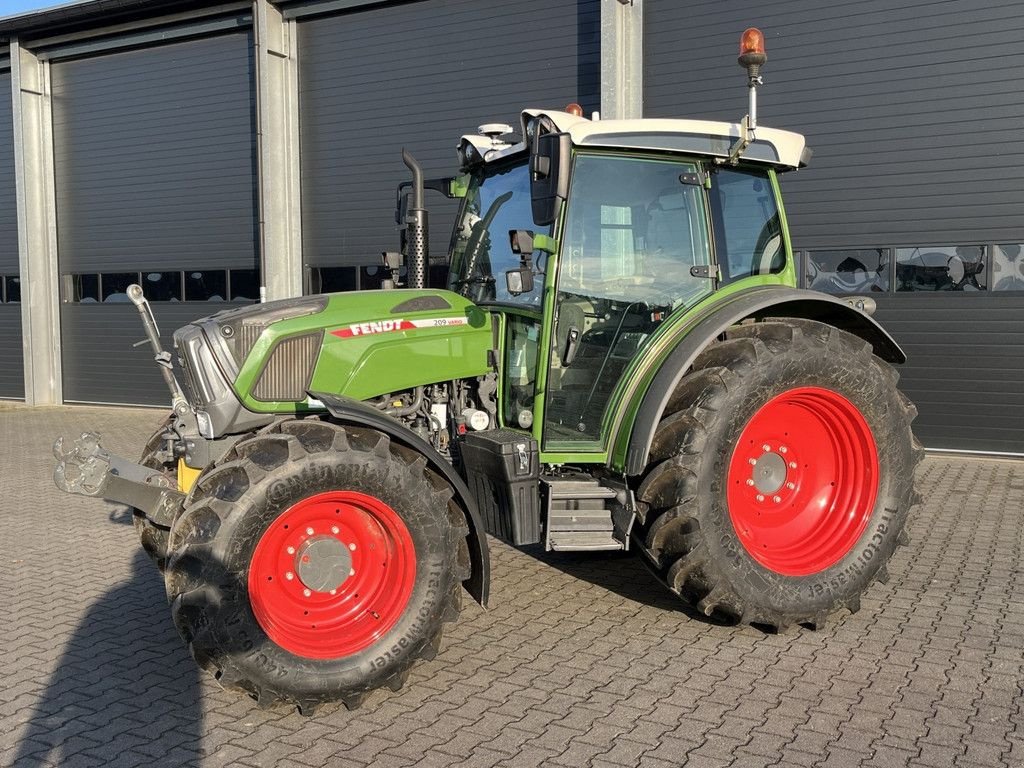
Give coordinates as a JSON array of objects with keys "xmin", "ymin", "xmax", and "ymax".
[{"xmin": 402, "ymin": 149, "xmax": 428, "ymax": 289}]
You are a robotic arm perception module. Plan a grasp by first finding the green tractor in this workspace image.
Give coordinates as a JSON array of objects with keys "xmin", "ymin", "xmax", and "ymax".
[{"xmin": 54, "ymin": 30, "xmax": 919, "ymax": 714}]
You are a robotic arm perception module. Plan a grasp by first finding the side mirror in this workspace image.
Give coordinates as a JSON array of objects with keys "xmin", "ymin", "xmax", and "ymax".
[
  {"xmin": 509, "ymin": 229, "xmax": 535, "ymax": 256},
  {"xmin": 506, "ymin": 229, "xmax": 537, "ymax": 296},
  {"xmin": 530, "ymin": 131, "xmax": 571, "ymax": 227},
  {"xmin": 395, "ymin": 176, "xmax": 462, "ymax": 225},
  {"xmin": 505, "ymin": 268, "xmax": 535, "ymax": 296}
]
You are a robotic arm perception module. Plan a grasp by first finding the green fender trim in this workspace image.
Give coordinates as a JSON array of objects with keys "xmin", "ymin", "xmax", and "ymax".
[{"xmin": 616, "ymin": 287, "xmax": 906, "ymax": 476}]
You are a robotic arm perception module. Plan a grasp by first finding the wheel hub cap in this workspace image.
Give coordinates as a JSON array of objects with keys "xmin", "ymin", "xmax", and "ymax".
[
  {"xmin": 751, "ymin": 451, "xmax": 787, "ymax": 495},
  {"xmin": 295, "ymin": 536, "xmax": 353, "ymax": 593}
]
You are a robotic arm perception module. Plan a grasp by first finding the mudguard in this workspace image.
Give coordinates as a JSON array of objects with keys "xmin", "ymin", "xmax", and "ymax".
[
  {"xmin": 622, "ymin": 287, "xmax": 906, "ymax": 476},
  {"xmin": 309, "ymin": 391, "xmax": 490, "ymax": 607}
]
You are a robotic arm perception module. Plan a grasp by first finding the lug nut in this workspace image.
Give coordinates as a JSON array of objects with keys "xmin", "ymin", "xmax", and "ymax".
[
  {"xmin": 756, "ymin": 494, "xmax": 765, "ymax": 502},
  {"xmin": 762, "ymin": 444, "xmax": 771, "ymax": 452},
  {"xmin": 306, "ymin": 527, "xmax": 314, "ymax": 536},
  {"xmin": 349, "ymin": 568, "xmax": 356, "ymax": 577},
  {"xmin": 285, "ymin": 571, "xmax": 294, "ymax": 581},
  {"xmin": 779, "ymin": 446, "xmax": 788, "ymax": 454},
  {"xmin": 773, "ymin": 495, "xmax": 782, "ymax": 503},
  {"xmin": 746, "ymin": 478, "xmax": 755, "ymax": 486},
  {"xmin": 303, "ymin": 588, "xmax": 312, "ymax": 597},
  {"xmin": 349, "ymin": 543, "xmax": 357, "ymax": 551},
  {"xmin": 286, "ymin": 546, "xmax": 295, "ymax": 555},
  {"xmin": 786, "ymin": 482, "xmax": 796, "ymax": 490},
  {"xmin": 331, "ymin": 526, "xmax": 340, "ymax": 535},
  {"xmin": 329, "ymin": 589, "xmax": 337, "ymax": 595},
  {"xmin": 748, "ymin": 457, "xmax": 757, "ymax": 465},
  {"xmin": 789, "ymin": 461, "xmax": 798, "ymax": 469}
]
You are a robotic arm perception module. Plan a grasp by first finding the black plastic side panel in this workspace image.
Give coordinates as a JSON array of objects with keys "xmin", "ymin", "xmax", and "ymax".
[
  {"xmin": 623, "ymin": 287, "xmax": 907, "ymax": 476},
  {"xmin": 310, "ymin": 391, "xmax": 490, "ymax": 607}
]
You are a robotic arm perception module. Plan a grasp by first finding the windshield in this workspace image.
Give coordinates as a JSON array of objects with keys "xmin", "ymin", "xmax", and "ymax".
[{"xmin": 448, "ymin": 161, "xmax": 550, "ymax": 307}]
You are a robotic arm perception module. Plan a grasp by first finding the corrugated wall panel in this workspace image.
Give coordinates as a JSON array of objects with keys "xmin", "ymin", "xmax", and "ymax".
[
  {"xmin": 646, "ymin": 0, "xmax": 1024, "ymax": 454},
  {"xmin": 298, "ymin": 0, "xmax": 600, "ymax": 270},
  {"xmin": 0, "ymin": 71, "xmax": 16, "ymax": 274},
  {"xmin": 52, "ymin": 33, "xmax": 258, "ymax": 405},
  {"xmin": 51, "ymin": 33, "xmax": 258, "ymax": 273},
  {"xmin": 873, "ymin": 295, "xmax": 1024, "ymax": 454},
  {"xmin": 0, "ymin": 306, "xmax": 23, "ymax": 400},
  {"xmin": 60, "ymin": 303, "xmax": 232, "ymax": 406},
  {"xmin": 643, "ymin": 0, "xmax": 1024, "ymax": 247},
  {"xmin": 0, "ymin": 70, "xmax": 23, "ymax": 399}
]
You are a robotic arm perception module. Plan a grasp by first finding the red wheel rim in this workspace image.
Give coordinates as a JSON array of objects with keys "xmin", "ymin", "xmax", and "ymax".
[
  {"xmin": 727, "ymin": 387, "xmax": 879, "ymax": 576},
  {"xmin": 248, "ymin": 491, "xmax": 417, "ymax": 659}
]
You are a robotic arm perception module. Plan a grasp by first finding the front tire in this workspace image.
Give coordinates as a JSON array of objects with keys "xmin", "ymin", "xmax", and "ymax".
[
  {"xmin": 635, "ymin": 319, "xmax": 921, "ymax": 629},
  {"xmin": 132, "ymin": 414, "xmax": 176, "ymax": 570},
  {"xmin": 164, "ymin": 418, "xmax": 469, "ymax": 713}
]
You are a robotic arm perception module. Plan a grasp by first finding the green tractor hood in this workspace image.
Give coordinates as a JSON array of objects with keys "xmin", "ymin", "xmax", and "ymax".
[{"xmin": 194, "ymin": 289, "xmax": 493, "ymax": 413}]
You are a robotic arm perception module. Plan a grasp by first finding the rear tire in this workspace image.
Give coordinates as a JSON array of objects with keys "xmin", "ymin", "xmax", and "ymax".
[
  {"xmin": 132, "ymin": 414, "xmax": 176, "ymax": 570},
  {"xmin": 634, "ymin": 319, "xmax": 921, "ymax": 629},
  {"xmin": 164, "ymin": 418, "xmax": 469, "ymax": 714}
]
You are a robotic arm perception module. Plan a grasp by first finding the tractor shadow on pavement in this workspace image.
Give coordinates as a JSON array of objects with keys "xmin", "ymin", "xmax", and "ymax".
[
  {"xmin": 11, "ymin": 543, "xmax": 203, "ymax": 768},
  {"xmin": 514, "ymin": 544, "xmax": 733, "ymax": 626}
]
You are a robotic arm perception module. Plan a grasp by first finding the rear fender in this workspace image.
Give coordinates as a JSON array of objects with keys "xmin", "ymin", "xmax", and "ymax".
[
  {"xmin": 309, "ymin": 391, "xmax": 490, "ymax": 607},
  {"xmin": 621, "ymin": 287, "xmax": 905, "ymax": 476}
]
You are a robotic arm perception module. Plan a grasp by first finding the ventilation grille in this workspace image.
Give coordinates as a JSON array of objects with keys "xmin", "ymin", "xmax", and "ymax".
[
  {"xmin": 236, "ymin": 322, "xmax": 265, "ymax": 363},
  {"xmin": 252, "ymin": 332, "xmax": 323, "ymax": 402}
]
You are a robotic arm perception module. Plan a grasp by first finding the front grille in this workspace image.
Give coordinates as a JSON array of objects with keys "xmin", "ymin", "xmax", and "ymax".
[
  {"xmin": 235, "ymin": 322, "xmax": 264, "ymax": 364},
  {"xmin": 252, "ymin": 332, "xmax": 323, "ymax": 402}
]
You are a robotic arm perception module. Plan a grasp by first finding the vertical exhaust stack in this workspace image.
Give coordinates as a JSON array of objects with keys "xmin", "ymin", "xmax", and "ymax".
[{"xmin": 402, "ymin": 149, "xmax": 428, "ymax": 289}]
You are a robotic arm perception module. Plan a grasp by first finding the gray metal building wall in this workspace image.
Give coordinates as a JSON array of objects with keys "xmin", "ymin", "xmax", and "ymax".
[
  {"xmin": 644, "ymin": 0, "xmax": 1024, "ymax": 453},
  {"xmin": 297, "ymin": 0, "xmax": 600, "ymax": 286},
  {"xmin": 0, "ymin": 68, "xmax": 24, "ymax": 399},
  {"xmin": 51, "ymin": 32, "xmax": 259, "ymax": 405}
]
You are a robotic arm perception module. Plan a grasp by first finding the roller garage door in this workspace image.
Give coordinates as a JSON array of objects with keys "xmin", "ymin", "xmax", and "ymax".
[
  {"xmin": 0, "ymin": 69, "xmax": 24, "ymax": 400},
  {"xmin": 52, "ymin": 32, "xmax": 259, "ymax": 405},
  {"xmin": 297, "ymin": 0, "xmax": 600, "ymax": 292},
  {"xmin": 643, "ymin": 0, "xmax": 1024, "ymax": 453}
]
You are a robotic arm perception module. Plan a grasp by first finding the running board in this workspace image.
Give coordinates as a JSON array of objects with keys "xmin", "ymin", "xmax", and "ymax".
[{"xmin": 542, "ymin": 475, "xmax": 629, "ymax": 552}]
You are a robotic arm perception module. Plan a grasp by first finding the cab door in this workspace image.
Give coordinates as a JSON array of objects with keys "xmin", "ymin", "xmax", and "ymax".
[{"xmin": 542, "ymin": 153, "xmax": 715, "ymax": 452}]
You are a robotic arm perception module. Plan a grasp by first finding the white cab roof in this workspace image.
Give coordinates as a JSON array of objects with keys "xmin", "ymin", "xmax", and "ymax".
[{"xmin": 461, "ymin": 109, "xmax": 810, "ymax": 171}]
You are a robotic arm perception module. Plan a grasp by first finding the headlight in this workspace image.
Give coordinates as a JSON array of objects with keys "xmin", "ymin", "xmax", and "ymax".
[
  {"xmin": 176, "ymin": 326, "xmax": 233, "ymax": 408},
  {"xmin": 195, "ymin": 410, "xmax": 214, "ymax": 439}
]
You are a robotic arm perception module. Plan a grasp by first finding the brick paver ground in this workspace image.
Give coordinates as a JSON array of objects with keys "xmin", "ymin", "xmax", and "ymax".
[{"xmin": 1, "ymin": 403, "xmax": 1022, "ymax": 768}]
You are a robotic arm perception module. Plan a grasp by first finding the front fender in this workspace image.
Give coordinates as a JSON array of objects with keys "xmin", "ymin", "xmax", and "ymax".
[
  {"xmin": 309, "ymin": 391, "xmax": 490, "ymax": 607},
  {"xmin": 619, "ymin": 287, "xmax": 905, "ymax": 476}
]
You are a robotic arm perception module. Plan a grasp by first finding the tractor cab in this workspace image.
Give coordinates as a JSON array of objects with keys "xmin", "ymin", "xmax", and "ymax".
[{"xmin": 444, "ymin": 105, "xmax": 808, "ymax": 455}]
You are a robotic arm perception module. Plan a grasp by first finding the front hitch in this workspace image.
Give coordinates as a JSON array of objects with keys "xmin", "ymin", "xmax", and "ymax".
[{"xmin": 53, "ymin": 432, "xmax": 186, "ymax": 527}]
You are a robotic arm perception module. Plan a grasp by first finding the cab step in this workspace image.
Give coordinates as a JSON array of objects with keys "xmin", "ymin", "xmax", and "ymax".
[{"xmin": 542, "ymin": 475, "xmax": 625, "ymax": 552}]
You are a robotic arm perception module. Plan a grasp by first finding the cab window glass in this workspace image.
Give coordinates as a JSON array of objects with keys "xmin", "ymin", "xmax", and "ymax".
[
  {"xmin": 449, "ymin": 162, "xmax": 551, "ymax": 307},
  {"xmin": 545, "ymin": 154, "xmax": 712, "ymax": 446},
  {"xmin": 709, "ymin": 167, "xmax": 784, "ymax": 283}
]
